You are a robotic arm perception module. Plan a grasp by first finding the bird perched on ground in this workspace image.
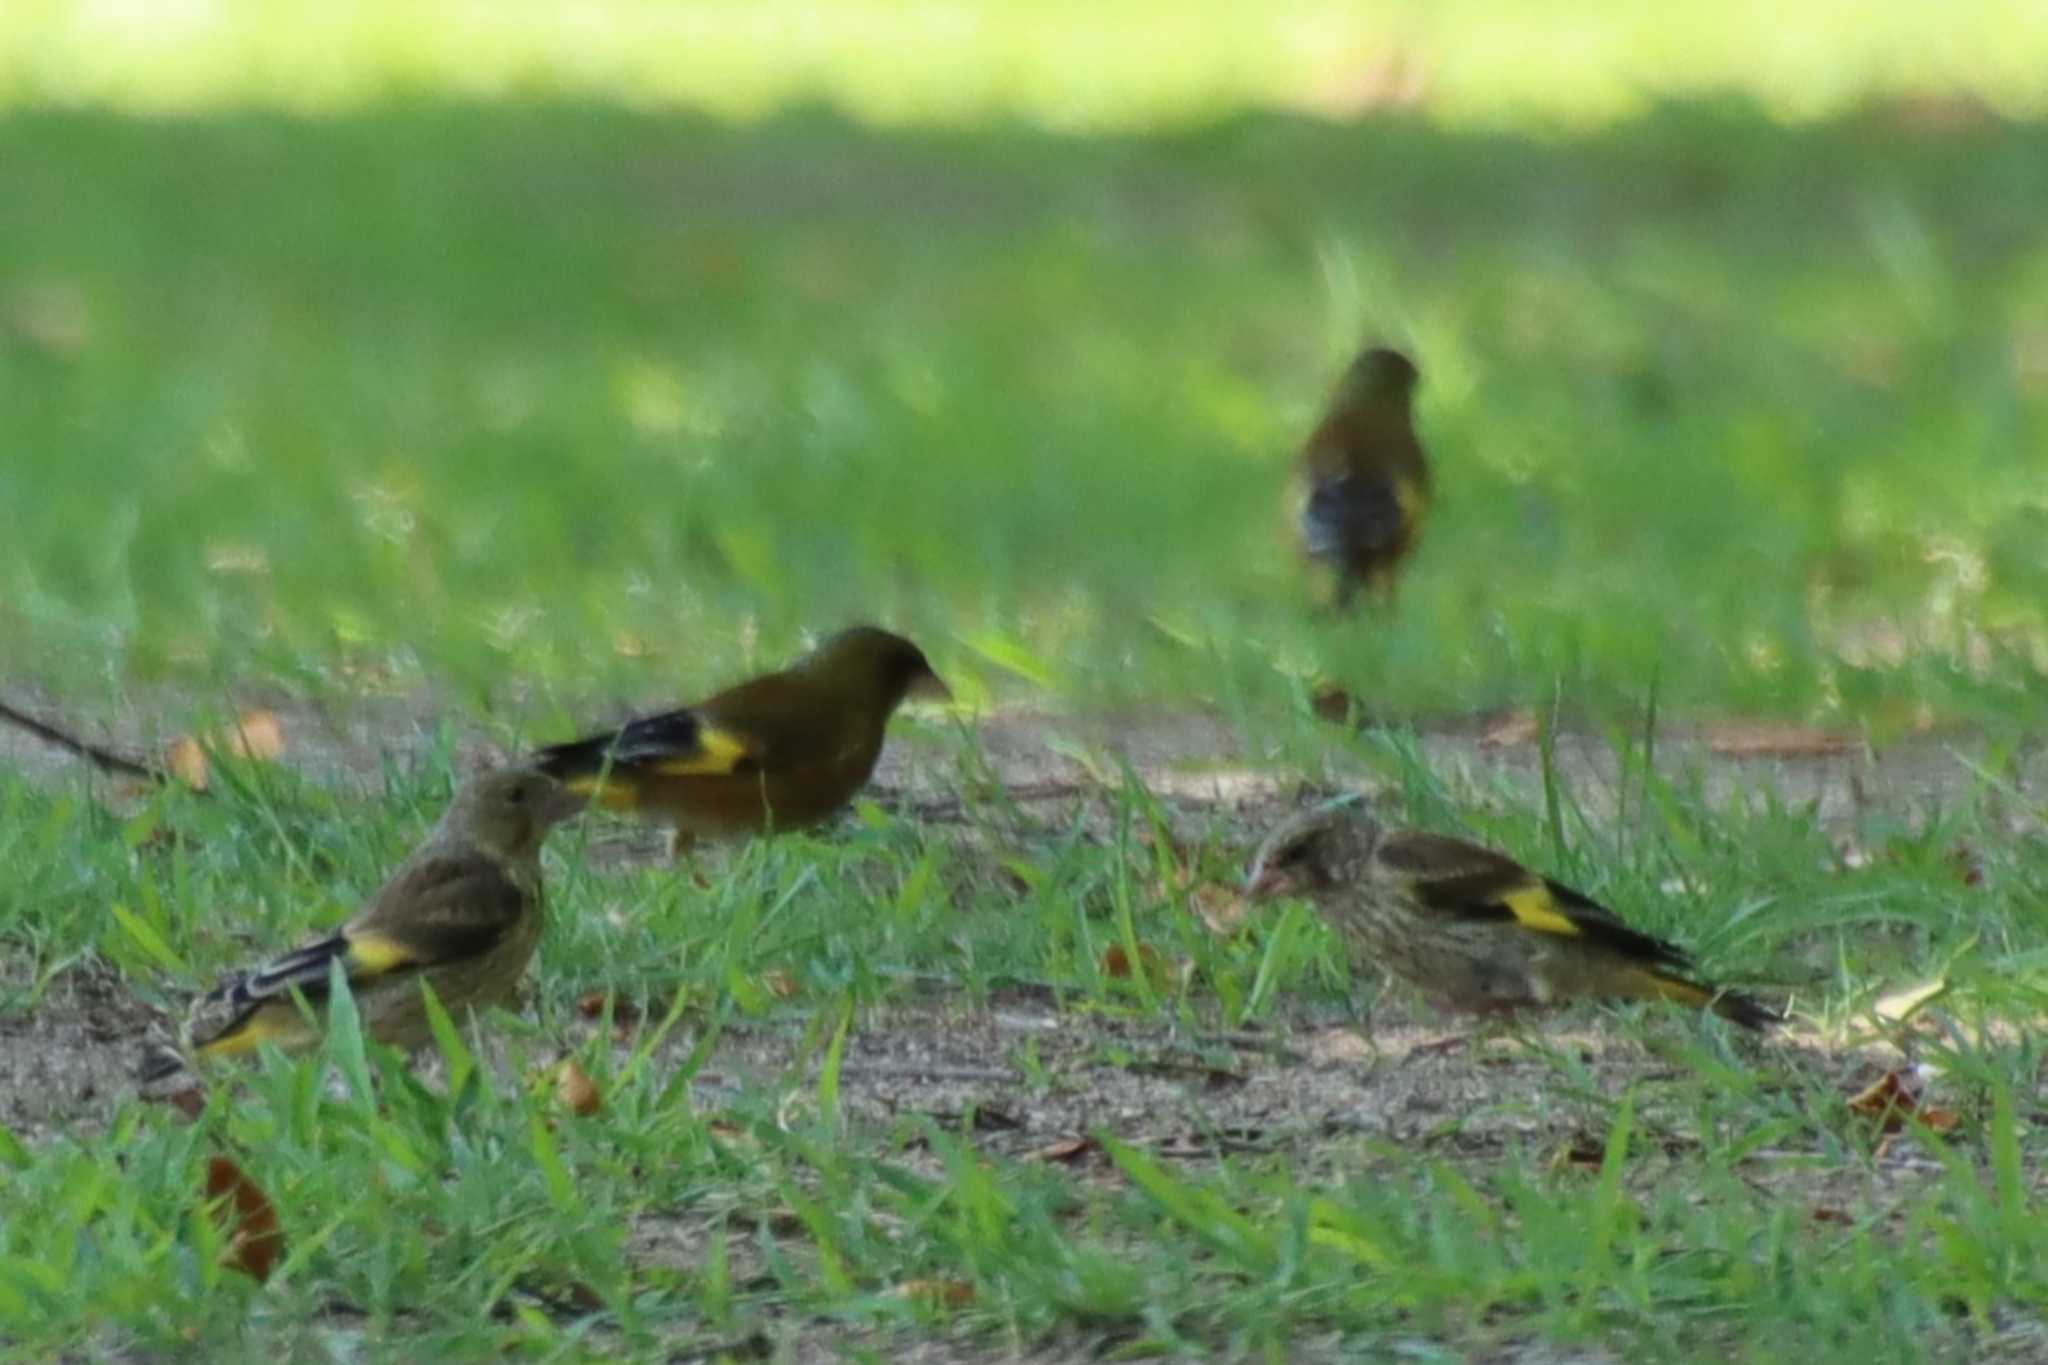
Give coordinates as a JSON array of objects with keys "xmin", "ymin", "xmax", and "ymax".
[
  {"xmin": 532, "ymin": 626, "xmax": 949, "ymax": 853},
  {"xmin": 140, "ymin": 768, "xmax": 582, "ymax": 1084},
  {"xmin": 1294, "ymin": 345, "xmax": 1432, "ymax": 611},
  {"xmin": 1244, "ymin": 800, "xmax": 1779, "ymax": 1029}
]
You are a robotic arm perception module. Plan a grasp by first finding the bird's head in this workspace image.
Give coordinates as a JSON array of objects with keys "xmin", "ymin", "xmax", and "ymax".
[
  {"xmin": 447, "ymin": 767, "xmax": 585, "ymax": 857},
  {"xmin": 813, "ymin": 626, "xmax": 952, "ymax": 708},
  {"xmin": 1339, "ymin": 346, "xmax": 1420, "ymax": 405},
  {"xmin": 1244, "ymin": 798, "xmax": 1382, "ymax": 900}
]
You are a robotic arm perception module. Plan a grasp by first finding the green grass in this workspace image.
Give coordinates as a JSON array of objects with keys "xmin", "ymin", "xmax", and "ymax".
[
  {"xmin": 4, "ymin": 99, "xmax": 2048, "ymax": 1361},
  {"xmin": 4, "ymin": 103, "xmax": 2047, "ymax": 733},
  {"xmin": 5, "ymin": 738, "xmax": 2047, "ymax": 1359}
]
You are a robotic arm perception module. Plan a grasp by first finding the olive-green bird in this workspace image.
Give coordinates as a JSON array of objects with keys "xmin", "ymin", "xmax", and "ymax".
[
  {"xmin": 1245, "ymin": 801, "xmax": 1779, "ymax": 1029},
  {"xmin": 139, "ymin": 768, "xmax": 582, "ymax": 1083},
  {"xmin": 532, "ymin": 626, "xmax": 948, "ymax": 851},
  {"xmin": 1295, "ymin": 345, "xmax": 1431, "ymax": 611}
]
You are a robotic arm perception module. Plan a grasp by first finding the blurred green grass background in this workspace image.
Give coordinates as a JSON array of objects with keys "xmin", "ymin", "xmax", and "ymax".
[{"xmin": 1, "ymin": 4, "xmax": 2044, "ymax": 732}]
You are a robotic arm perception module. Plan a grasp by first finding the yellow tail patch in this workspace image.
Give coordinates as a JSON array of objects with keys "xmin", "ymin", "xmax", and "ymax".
[
  {"xmin": 1501, "ymin": 885, "xmax": 1583, "ymax": 938},
  {"xmin": 196, "ymin": 1007, "xmax": 313, "ymax": 1060},
  {"xmin": 1639, "ymin": 971, "xmax": 1714, "ymax": 1010}
]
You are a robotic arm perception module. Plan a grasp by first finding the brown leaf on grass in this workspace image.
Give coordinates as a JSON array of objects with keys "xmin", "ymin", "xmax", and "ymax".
[
  {"xmin": 1697, "ymin": 719, "xmax": 1857, "ymax": 758},
  {"xmin": 1101, "ymin": 942, "xmax": 1172, "ymax": 988},
  {"xmin": 164, "ymin": 710, "xmax": 287, "ymax": 791},
  {"xmin": 1476, "ymin": 708, "xmax": 1539, "ymax": 749},
  {"xmin": 892, "ymin": 1278, "xmax": 976, "ymax": 1310},
  {"xmin": 163, "ymin": 1085, "xmax": 207, "ymax": 1121},
  {"xmin": 1311, "ymin": 685, "xmax": 1407, "ymax": 730},
  {"xmin": 1950, "ymin": 843, "xmax": 1984, "ymax": 887},
  {"xmin": 575, "ymin": 991, "xmax": 646, "ymax": 1037},
  {"xmin": 554, "ymin": 1060, "xmax": 602, "ymax": 1117},
  {"xmin": 1190, "ymin": 882, "xmax": 1250, "ymax": 936},
  {"xmin": 203, "ymin": 1155, "xmax": 285, "ymax": 1284},
  {"xmin": 1811, "ymin": 1206, "xmax": 1853, "ymax": 1224},
  {"xmin": 1550, "ymin": 1140, "xmax": 1606, "ymax": 1173},
  {"xmin": 1306, "ymin": 1028, "xmax": 1375, "ymax": 1065},
  {"xmin": 706, "ymin": 1119, "xmax": 761, "ymax": 1151},
  {"xmin": 1916, "ymin": 1107, "xmax": 1962, "ymax": 1133},
  {"xmin": 1025, "ymin": 1136, "xmax": 1099, "ymax": 1164},
  {"xmin": 1847, "ymin": 1067, "xmax": 1955, "ymax": 1136},
  {"xmin": 759, "ymin": 969, "xmax": 800, "ymax": 1000}
]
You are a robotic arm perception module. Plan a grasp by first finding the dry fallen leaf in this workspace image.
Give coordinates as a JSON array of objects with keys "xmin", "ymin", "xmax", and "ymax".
[
  {"xmin": 1847, "ymin": 1066, "xmax": 1955, "ymax": 1138},
  {"xmin": 164, "ymin": 710, "xmax": 287, "ymax": 791},
  {"xmin": 1950, "ymin": 843, "xmax": 1984, "ymax": 887},
  {"xmin": 1025, "ymin": 1136, "xmax": 1099, "ymax": 1164},
  {"xmin": 163, "ymin": 1086, "xmax": 207, "ymax": 1122},
  {"xmin": 1698, "ymin": 718, "xmax": 1857, "ymax": 758},
  {"xmin": 1847, "ymin": 1069, "xmax": 1921, "ymax": 1125},
  {"xmin": 706, "ymin": 1120, "xmax": 763, "ymax": 1154},
  {"xmin": 1306, "ymin": 1028, "xmax": 1375, "ymax": 1065},
  {"xmin": 204, "ymin": 1155, "xmax": 285, "ymax": 1284},
  {"xmin": 892, "ymin": 1278, "xmax": 975, "ymax": 1310},
  {"xmin": 554, "ymin": 1060, "xmax": 602, "ymax": 1117},
  {"xmin": 1476, "ymin": 708, "xmax": 1540, "ymax": 749},
  {"xmin": 759, "ymin": 969, "xmax": 800, "ymax": 1000},
  {"xmin": 1916, "ymin": 1106, "xmax": 1963, "ymax": 1133},
  {"xmin": 1101, "ymin": 942, "xmax": 1172, "ymax": 988},
  {"xmin": 1190, "ymin": 883, "xmax": 1250, "ymax": 936},
  {"xmin": 1550, "ymin": 1140, "xmax": 1606, "ymax": 1173},
  {"xmin": 575, "ymin": 991, "xmax": 646, "ymax": 1037}
]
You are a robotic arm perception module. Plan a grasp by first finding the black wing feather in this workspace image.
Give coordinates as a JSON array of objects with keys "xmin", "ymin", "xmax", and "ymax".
[{"xmin": 534, "ymin": 708, "xmax": 706, "ymax": 777}]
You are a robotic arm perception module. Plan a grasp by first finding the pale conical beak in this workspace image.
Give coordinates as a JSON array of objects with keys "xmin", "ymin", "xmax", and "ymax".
[{"xmin": 908, "ymin": 669, "xmax": 953, "ymax": 703}]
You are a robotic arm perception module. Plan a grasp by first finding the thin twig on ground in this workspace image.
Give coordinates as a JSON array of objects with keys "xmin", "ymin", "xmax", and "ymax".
[{"xmin": 0, "ymin": 698, "xmax": 171, "ymax": 785}]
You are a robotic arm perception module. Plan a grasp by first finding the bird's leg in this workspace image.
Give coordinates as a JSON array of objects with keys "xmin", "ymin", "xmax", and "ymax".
[{"xmin": 667, "ymin": 829, "xmax": 699, "ymax": 863}]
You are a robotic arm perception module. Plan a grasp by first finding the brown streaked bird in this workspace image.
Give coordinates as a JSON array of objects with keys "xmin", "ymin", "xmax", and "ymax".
[
  {"xmin": 140, "ymin": 768, "xmax": 583, "ymax": 1084},
  {"xmin": 1294, "ymin": 345, "xmax": 1431, "ymax": 611},
  {"xmin": 1245, "ymin": 800, "xmax": 1780, "ymax": 1030},
  {"xmin": 532, "ymin": 626, "xmax": 948, "ymax": 852}
]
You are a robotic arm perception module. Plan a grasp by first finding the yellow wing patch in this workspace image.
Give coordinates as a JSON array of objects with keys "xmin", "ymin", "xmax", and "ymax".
[
  {"xmin": 648, "ymin": 724, "xmax": 753, "ymax": 777},
  {"xmin": 343, "ymin": 932, "xmax": 418, "ymax": 978},
  {"xmin": 1500, "ymin": 884, "xmax": 1583, "ymax": 938},
  {"xmin": 1394, "ymin": 475, "xmax": 1427, "ymax": 527}
]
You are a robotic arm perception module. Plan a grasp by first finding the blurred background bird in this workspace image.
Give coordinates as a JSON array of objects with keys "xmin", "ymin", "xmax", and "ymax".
[
  {"xmin": 140, "ymin": 768, "xmax": 582, "ymax": 1084},
  {"xmin": 532, "ymin": 625, "xmax": 949, "ymax": 855},
  {"xmin": 1245, "ymin": 800, "xmax": 1779, "ymax": 1030},
  {"xmin": 1294, "ymin": 345, "xmax": 1432, "ymax": 611}
]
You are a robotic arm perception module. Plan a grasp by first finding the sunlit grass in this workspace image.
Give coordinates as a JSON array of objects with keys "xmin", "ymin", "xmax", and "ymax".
[{"xmin": 4, "ymin": 2, "xmax": 2046, "ymax": 128}]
